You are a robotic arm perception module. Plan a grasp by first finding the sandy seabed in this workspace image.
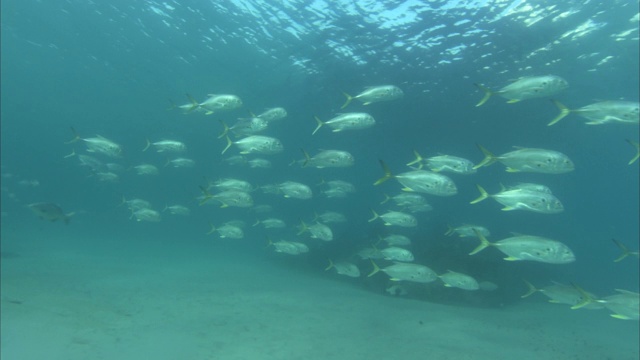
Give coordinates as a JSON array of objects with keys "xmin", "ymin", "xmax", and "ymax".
[{"xmin": 1, "ymin": 231, "xmax": 638, "ymax": 360}]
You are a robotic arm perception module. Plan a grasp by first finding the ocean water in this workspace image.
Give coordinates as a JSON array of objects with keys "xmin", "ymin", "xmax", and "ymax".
[{"xmin": 1, "ymin": 1, "xmax": 639, "ymax": 359}]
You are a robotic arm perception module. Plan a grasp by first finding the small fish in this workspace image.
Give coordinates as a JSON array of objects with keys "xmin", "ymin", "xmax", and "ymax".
[
  {"xmin": 374, "ymin": 160, "xmax": 457, "ymax": 196},
  {"xmin": 247, "ymin": 158, "xmax": 272, "ymax": 168},
  {"xmin": 219, "ymin": 118, "xmax": 269, "ymax": 137},
  {"xmin": 209, "ymin": 178, "xmax": 254, "ymax": 193},
  {"xmin": 28, "ymin": 203, "xmax": 74, "ymax": 224},
  {"xmin": 475, "ymin": 75, "xmax": 568, "ymax": 107},
  {"xmin": 368, "ymin": 261, "xmax": 438, "ymax": 283},
  {"xmin": 381, "ymin": 234, "xmax": 412, "ymax": 247},
  {"xmin": 521, "ymin": 280, "xmax": 603, "ymax": 310},
  {"xmin": 133, "ymin": 164, "xmax": 159, "ymax": 175},
  {"xmin": 300, "ymin": 149, "xmax": 355, "ymax": 168},
  {"xmin": 548, "ymin": 100, "xmax": 639, "ymax": 126},
  {"xmin": 143, "ymin": 139, "xmax": 187, "ymax": 153},
  {"xmin": 380, "ymin": 247, "xmax": 414, "ymax": 262},
  {"xmin": 325, "ymin": 260, "xmax": 360, "ymax": 277},
  {"xmin": 277, "ymin": 181, "xmax": 312, "ymax": 199},
  {"xmin": 357, "ymin": 247, "xmax": 385, "ymax": 260},
  {"xmin": 199, "ymin": 188, "xmax": 254, "ymax": 208},
  {"xmin": 95, "ymin": 172, "xmax": 119, "ymax": 182},
  {"xmin": 132, "ymin": 208, "xmax": 161, "ymax": 222},
  {"xmin": 470, "ymin": 229, "xmax": 575, "ymax": 264},
  {"xmin": 253, "ymin": 218, "xmax": 286, "ymax": 229},
  {"xmin": 474, "ymin": 144, "xmax": 574, "ymax": 174},
  {"xmin": 120, "ymin": 197, "xmax": 152, "ymax": 211},
  {"xmin": 207, "ymin": 223, "xmax": 244, "ymax": 239},
  {"xmin": 298, "ymin": 221, "xmax": 333, "ymax": 241},
  {"xmin": 470, "ymin": 185, "xmax": 564, "ymax": 214},
  {"xmin": 368, "ymin": 210, "xmax": 417, "ymax": 227},
  {"xmin": 445, "ymin": 224, "xmax": 490, "ymax": 238},
  {"xmin": 256, "ymin": 107, "xmax": 287, "ymax": 122},
  {"xmin": 381, "ymin": 193, "xmax": 427, "ymax": 207},
  {"xmin": 222, "ymin": 135, "xmax": 283, "ymax": 155},
  {"xmin": 439, "ymin": 270, "xmax": 479, "ymax": 291},
  {"xmin": 163, "ymin": 205, "xmax": 190, "ymax": 216},
  {"xmin": 70, "ymin": 133, "xmax": 123, "ymax": 158},
  {"xmin": 189, "ymin": 94, "xmax": 242, "ymax": 114},
  {"xmin": 314, "ymin": 211, "xmax": 347, "ymax": 223},
  {"xmin": 407, "ymin": 150, "xmax": 476, "ymax": 174},
  {"xmin": 598, "ymin": 289, "xmax": 639, "ymax": 320},
  {"xmin": 165, "ymin": 158, "xmax": 195, "ymax": 168},
  {"xmin": 341, "ymin": 85, "xmax": 404, "ymax": 109},
  {"xmin": 268, "ymin": 239, "xmax": 308, "ymax": 255},
  {"xmin": 313, "ymin": 113, "xmax": 376, "ymax": 135}
]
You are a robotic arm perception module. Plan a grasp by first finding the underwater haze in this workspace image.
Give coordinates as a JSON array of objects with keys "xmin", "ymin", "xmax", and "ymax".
[{"xmin": 2, "ymin": 1, "xmax": 639, "ymax": 359}]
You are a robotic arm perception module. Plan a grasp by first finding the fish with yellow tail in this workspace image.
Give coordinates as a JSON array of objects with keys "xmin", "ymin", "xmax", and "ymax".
[
  {"xmin": 570, "ymin": 285, "xmax": 639, "ymax": 320},
  {"xmin": 470, "ymin": 184, "xmax": 564, "ymax": 214},
  {"xmin": 474, "ymin": 75, "xmax": 568, "ymax": 107},
  {"xmin": 312, "ymin": 113, "xmax": 375, "ymax": 135},
  {"xmin": 341, "ymin": 85, "xmax": 404, "ymax": 109},
  {"xmin": 627, "ymin": 139, "xmax": 639, "ymax": 165},
  {"xmin": 374, "ymin": 160, "xmax": 457, "ymax": 196},
  {"xmin": 548, "ymin": 99, "xmax": 639, "ymax": 126},
  {"xmin": 470, "ymin": 229, "xmax": 575, "ymax": 264},
  {"xmin": 611, "ymin": 238, "xmax": 640, "ymax": 262},
  {"xmin": 473, "ymin": 144, "xmax": 574, "ymax": 174}
]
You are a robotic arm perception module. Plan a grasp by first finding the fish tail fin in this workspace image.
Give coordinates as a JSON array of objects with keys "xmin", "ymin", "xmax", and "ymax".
[
  {"xmin": 367, "ymin": 260, "xmax": 380, "ymax": 277},
  {"xmin": 296, "ymin": 219, "xmax": 308, "ymax": 235},
  {"xmin": 373, "ymin": 160, "xmax": 394, "ymax": 185},
  {"xmin": 474, "ymin": 83, "xmax": 493, "ymax": 107},
  {"xmin": 143, "ymin": 139, "xmax": 151, "ymax": 152},
  {"xmin": 198, "ymin": 186, "xmax": 213, "ymax": 205},
  {"xmin": 626, "ymin": 139, "xmax": 640, "ymax": 165},
  {"xmin": 63, "ymin": 212, "xmax": 75, "ymax": 225},
  {"xmin": 340, "ymin": 92, "xmax": 353, "ymax": 109},
  {"xmin": 312, "ymin": 211, "xmax": 319, "ymax": 222},
  {"xmin": 63, "ymin": 149, "xmax": 76, "ymax": 159},
  {"xmin": 206, "ymin": 224, "xmax": 216, "ymax": 235},
  {"xmin": 218, "ymin": 120, "xmax": 230, "ymax": 139},
  {"xmin": 548, "ymin": 99, "xmax": 571, "ymax": 126},
  {"xmin": 374, "ymin": 235, "xmax": 383, "ymax": 247},
  {"xmin": 118, "ymin": 195, "xmax": 127, "ymax": 208},
  {"xmin": 470, "ymin": 184, "xmax": 489, "ymax": 204},
  {"xmin": 186, "ymin": 93, "xmax": 199, "ymax": 112},
  {"xmin": 265, "ymin": 236, "xmax": 273, "ymax": 248},
  {"xmin": 469, "ymin": 228, "xmax": 492, "ymax": 255},
  {"xmin": 612, "ymin": 238, "xmax": 631, "ymax": 262},
  {"xmin": 380, "ymin": 193, "xmax": 391, "ymax": 205},
  {"xmin": 521, "ymin": 279, "xmax": 538, "ymax": 298},
  {"xmin": 252, "ymin": 219, "xmax": 260, "ymax": 227},
  {"xmin": 65, "ymin": 127, "xmax": 81, "ymax": 144},
  {"xmin": 473, "ymin": 144, "xmax": 497, "ymax": 169},
  {"xmin": 569, "ymin": 283, "xmax": 598, "ymax": 310},
  {"xmin": 444, "ymin": 224, "xmax": 454, "ymax": 236},
  {"xmin": 324, "ymin": 259, "xmax": 334, "ymax": 271},
  {"xmin": 301, "ymin": 148, "xmax": 311, "ymax": 167},
  {"xmin": 312, "ymin": 116, "xmax": 324, "ymax": 135},
  {"xmin": 406, "ymin": 149, "xmax": 424, "ymax": 168},
  {"xmin": 221, "ymin": 135, "xmax": 233, "ymax": 155},
  {"xmin": 367, "ymin": 209, "xmax": 379, "ymax": 223}
]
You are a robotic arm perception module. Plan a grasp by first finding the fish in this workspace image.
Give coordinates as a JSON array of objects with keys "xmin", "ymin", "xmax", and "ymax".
[
  {"xmin": 381, "ymin": 234, "xmax": 412, "ymax": 247},
  {"xmin": 247, "ymin": 158, "xmax": 272, "ymax": 168},
  {"xmin": 445, "ymin": 224, "xmax": 490, "ymax": 238},
  {"xmin": 163, "ymin": 205, "xmax": 190, "ymax": 216},
  {"xmin": 322, "ymin": 180, "xmax": 356, "ymax": 198},
  {"xmin": 189, "ymin": 93, "xmax": 242, "ymax": 114},
  {"xmin": 374, "ymin": 160, "xmax": 457, "ymax": 196},
  {"xmin": 627, "ymin": 139, "xmax": 639, "ymax": 165},
  {"xmin": 219, "ymin": 118, "xmax": 269, "ymax": 137},
  {"xmin": 132, "ymin": 208, "xmax": 161, "ymax": 222},
  {"xmin": 611, "ymin": 238, "xmax": 640, "ymax": 262},
  {"xmin": 298, "ymin": 221, "xmax": 333, "ymax": 241},
  {"xmin": 268, "ymin": 239, "xmax": 308, "ymax": 255},
  {"xmin": 253, "ymin": 218, "xmax": 286, "ymax": 229},
  {"xmin": 27, "ymin": 203, "xmax": 74, "ymax": 224},
  {"xmin": 470, "ymin": 185, "xmax": 564, "ymax": 214},
  {"xmin": 222, "ymin": 135, "xmax": 283, "ymax": 155},
  {"xmin": 470, "ymin": 229, "xmax": 575, "ymax": 264},
  {"xmin": 256, "ymin": 107, "xmax": 287, "ymax": 122},
  {"xmin": 277, "ymin": 181, "xmax": 312, "ymax": 199},
  {"xmin": 325, "ymin": 260, "xmax": 360, "ymax": 278},
  {"xmin": 165, "ymin": 158, "xmax": 195, "ymax": 168},
  {"xmin": 438, "ymin": 270, "xmax": 480, "ymax": 291},
  {"xmin": 381, "ymin": 192, "xmax": 428, "ymax": 207},
  {"xmin": 208, "ymin": 178, "xmax": 254, "ymax": 193},
  {"xmin": 368, "ymin": 261, "xmax": 438, "ymax": 283},
  {"xmin": 95, "ymin": 172, "xmax": 119, "ymax": 182},
  {"xmin": 300, "ymin": 149, "xmax": 355, "ymax": 168},
  {"xmin": 407, "ymin": 150, "xmax": 476, "ymax": 174},
  {"xmin": 474, "ymin": 75, "xmax": 568, "ymax": 107},
  {"xmin": 120, "ymin": 197, "xmax": 152, "ymax": 211},
  {"xmin": 505, "ymin": 182, "xmax": 553, "ymax": 194},
  {"xmin": 474, "ymin": 145, "xmax": 574, "ymax": 174},
  {"xmin": 143, "ymin": 139, "xmax": 187, "ymax": 153},
  {"xmin": 380, "ymin": 247, "xmax": 414, "ymax": 262},
  {"xmin": 199, "ymin": 188, "xmax": 254, "ymax": 208},
  {"xmin": 548, "ymin": 100, "xmax": 639, "ymax": 126},
  {"xmin": 71, "ymin": 134, "xmax": 123, "ymax": 158},
  {"xmin": 314, "ymin": 211, "xmax": 347, "ymax": 223},
  {"xmin": 312, "ymin": 113, "xmax": 376, "ymax": 135},
  {"xmin": 133, "ymin": 164, "xmax": 159, "ymax": 175},
  {"xmin": 207, "ymin": 223, "xmax": 244, "ymax": 239},
  {"xmin": 368, "ymin": 210, "xmax": 417, "ymax": 227},
  {"xmin": 357, "ymin": 247, "xmax": 385, "ymax": 260},
  {"xmin": 570, "ymin": 285, "xmax": 639, "ymax": 319},
  {"xmin": 521, "ymin": 280, "xmax": 604, "ymax": 310},
  {"xmin": 341, "ymin": 85, "xmax": 404, "ymax": 109}
]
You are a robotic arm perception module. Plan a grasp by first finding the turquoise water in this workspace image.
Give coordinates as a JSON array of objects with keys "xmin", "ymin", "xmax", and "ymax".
[{"xmin": 2, "ymin": 1, "xmax": 638, "ymax": 358}]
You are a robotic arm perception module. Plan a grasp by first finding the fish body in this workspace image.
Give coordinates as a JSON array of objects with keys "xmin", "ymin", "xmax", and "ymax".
[
  {"xmin": 522, "ymin": 281, "xmax": 604, "ymax": 310},
  {"xmin": 278, "ymin": 181, "xmax": 312, "ymax": 199},
  {"xmin": 357, "ymin": 247, "xmax": 385, "ymax": 260},
  {"xmin": 369, "ymin": 210, "xmax": 417, "ymax": 227},
  {"xmin": 380, "ymin": 247, "xmax": 414, "ymax": 262},
  {"xmin": 208, "ymin": 223, "xmax": 244, "ymax": 239},
  {"xmin": 475, "ymin": 75, "xmax": 568, "ymax": 106},
  {"xmin": 382, "ymin": 234, "xmax": 412, "ymax": 246},
  {"xmin": 223, "ymin": 135, "xmax": 283, "ymax": 155},
  {"xmin": 369, "ymin": 261, "xmax": 438, "ymax": 283},
  {"xmin": 212, "ymin": 190, "xmax": 254, "ymax": 208},
  {"xmin": 247, "ymin": 158, "xmax": 272, "ymax": 168},
  {"xmin": 315, "ymin": 211, "xmax": 347, "ymax": 223},
  {"xmin": 302, "ymin": 149, "xmax": 355, "ymax": 168},
  {"xmin": 601, "ymin": 290, "xmax": 640, "ymax": 320},
  {"xmin": 470, "ymin": 231, "xmax": 575, "ymax": 264},
  {"xmin": 341, "ymin": 85, "xmax": 404, "ymax": 108},
  {"xmin": 471, "ymin": 185, "xmax": 564, "ymax": 214},
  {"xmin": 28, "ymin": 203, "xmax": 73, "ymax": 224},
  {"xmin": 313, "ymin": 113, "xmax": 375, "ymax": 135},
  {"xmin": 144, "ymin": 140, "xmax": 186, "ymax": 153},
  {"xmin": 271, "ymin": 240, "xmax": 308, "ymax": 255},
  {"xmin": 396, "ymin": 170, "xmax": 458, "ymax": 196},
  {"xmin": 257, "ymin": 107, "xmax": 287, "ymax": 122},
  {"xmin": 83, "ymin": 135, "xmax": 123, "ymax": 158},
  {"xmin": 439, "ymin": 270, "xmax": 480, "ymax": 290},
  {"xmin": 134, "ymin": 164, "xmax": 159, "ymax": 175},
  {"xmin": 408, "ymin": 151, "xmax": 476, "ymax": 174},
  {"xmin": 132, "ymin": 208, "xmax": 161, "ymax": 222},
  {"xmin": 77, "ymin": 154, "xmax": 105, "ymax": 172},
  {"xmin": 226, "ymin": 118, "xmax": 269, "ymax": 137},
  {"xmin": 166, "ymin": 158, "xmax": 195, "ymax": 168},
  {"xmin": 549, "ymin": 100, "xmax": 639, "ymax": 126},
  {"xmin": 475, "ymin": 145, "xmax": 574, "ymax": 174},
  {"xmin": 163, "ymin": 205, "xmax": 190, "ymax": 216},
  {"xmin": 326, "ymin": 260, "xmax": 360, "ymax": 277},
  {"xmin": 196, "ymin": 94, "xmax": 243, "ymax": 114},
  {"xmin": 255, "ymin": 218, "xmax": 286, "ymax": 229},
  {"xmin": 299, "ymin": 221, "xmax": 333, "ymax": 241},
  {"xmin": 211, "ymin": 178, "xmax": 254, "ymax": 192},
  {"xmin": 445, "ymin": 224, "xmax": 490, "ymax": 238}
]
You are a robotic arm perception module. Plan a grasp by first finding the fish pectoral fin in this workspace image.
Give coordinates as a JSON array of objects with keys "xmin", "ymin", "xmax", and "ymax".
[
  {"xmin": 506, "ymin": 99, "xmax": 521, "ymax": 104},
  {"xmin": 500, "ymin": 206, "xmax": 516, "ymax": 211},
  {"xmin": 610, "ymin": 314, "xmax": 631, "ymax": 320},
  {"xmin": 503, "ymin": 256, "xmax": 520, "ymax": 261},
  {"xmin": 505, "ymin": 167, "xmax": 520, "ymax": 172}
]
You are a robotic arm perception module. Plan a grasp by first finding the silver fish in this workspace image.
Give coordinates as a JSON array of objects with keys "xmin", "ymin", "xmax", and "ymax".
[
  {"xmin": 301, "ymin": 149, "xmax": 355, "ymax": 168},
  {"xmin": 133, "ymin": 164, "xmax": 159, "ymax": 175},
  {"xmin": 222, "ymin": 135, "xmax": 283, "ymax": 155},
  {"xmin": 325, "ymin": 260, "xmax": 360, "ymax": 277},
  {"xmin": 549, "ymin": 100, "xmax": 639, "ymax": 126},
  {"xmin": 189, "ymin": 94, "xmax": 242, "ymax": 114},
  {"xmin": 368, "ymin": 261, "xmax": 438, "ymax": 283},
  {"xmin": 439, "ymin": 270, "xmax": 479, "ymax": 291},
  {"xmin": 471, "ymin": 185, "xmax": 564, "ymax": 214},
  {"xmin": 256, "ymin": 107, "xmax": 287, "ymax": 122},
  {"xmin": 474, "ymin": 145, "xmax": 574, "ymax": 174},
  {"xmin": 341, "ymin": 85, "xmax": 404, "ymax": 109},
  {"xmin": 470, "ymin": 230, "xmax": 576, "ymax": 264},
  {"xmin": 28, "ymin": 203, "xmax": 74, "ymax": 224},
  {"xmin": 313, "ymin": 113, "xmax": 376, "ymax": 135},
  {"xmin": 475, "ymin": 75, "xmax": 568, "ymax": 106},
  {"xmin": 368, "ymin": 210, "xmax": 417, "ymax": 227},
  {"xmin": 407, "ymin": 150, "xmax": 476, "ymax": 174},
  {"xmin": 143, "ymin": 139, "xmax": 186, "ymax": 153},
  {"xmin": 374, "ymin": 161, "xmax": 457, "ymax": 196}
]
